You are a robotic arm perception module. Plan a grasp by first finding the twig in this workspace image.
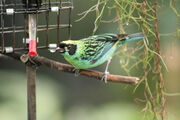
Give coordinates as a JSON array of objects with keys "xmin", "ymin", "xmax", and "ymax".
[
  {"xmin": 153, "ymin": 0, "xmax": 166, "ymax": 119},
  {"xmin": 1, "ymin": 53, "xmax": 139, "ymax": 85}
]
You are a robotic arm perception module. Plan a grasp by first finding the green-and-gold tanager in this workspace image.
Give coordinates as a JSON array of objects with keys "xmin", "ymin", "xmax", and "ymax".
[{"xmin": 56, "ymin": 33, "xmax": 145, "ymax": 82}]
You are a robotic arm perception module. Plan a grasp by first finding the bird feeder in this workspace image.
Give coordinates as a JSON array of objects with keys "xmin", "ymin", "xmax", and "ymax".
[{"xmin": 0, "ymin": 0, "xmax": 73, "ymax": 120}]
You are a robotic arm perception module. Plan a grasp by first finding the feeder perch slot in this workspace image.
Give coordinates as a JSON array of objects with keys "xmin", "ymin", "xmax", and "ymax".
[
  {"xmin": 6, "ymin": 8, "xmax": 14, "ymax": 15},
  {"xmin": 51, "ymin": 7, "xmax": 59, "ymax": 12},
  {"xmin": 48, "ymin": 44, "xmax": 57, "ymax": 53},
  {"xmin": 5, "ymin": 47, "xmax": 13, "ymax": 53}
]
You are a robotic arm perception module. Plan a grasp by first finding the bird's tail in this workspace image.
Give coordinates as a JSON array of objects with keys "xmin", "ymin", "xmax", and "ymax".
[{"xmin": 118, "ymin": 33, "xmax": 146, "ymax": 44}]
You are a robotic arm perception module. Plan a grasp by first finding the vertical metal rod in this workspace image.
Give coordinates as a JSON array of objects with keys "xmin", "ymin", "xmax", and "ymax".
[
  {"xmin": 45, "ymin": 0, "xmax": 49, "ymax": 47},
  {"xmin": 56, "ymin": 0, "xmax": 61, "ymax": 45},
  {"xmin": 1, "ymin": 0, "xmax": 5, "ymax": 52},
  {"xmin": 24, "ymin": 0, "xmax": 29, "ymax": 49},
  {"xmin": 24, "ymin": 13, "xmax": 28, "ymax": 49},
  {"xmin": 12, "ymin": 0, "xmax": 16, "ymax": 50},
  {"xmin": 68, "ymin": 7, "xmax": 72, "ymax": 40},
  {"xmin": 48, "ymin": 0, "xmax": 51, "ymax": 9},
  {"xmin": 26, "ymin": 65, "xmax": 36, "ymax": 120}
]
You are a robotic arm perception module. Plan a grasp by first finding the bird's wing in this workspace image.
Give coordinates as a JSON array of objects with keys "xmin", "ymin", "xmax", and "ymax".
[
  {"xmin": 79, "ymin": 33, "xmax": 128, "ymax": 63},
  {"xmin": 79, "ymin": 39, "xmax": 115, "ymax": 64},
  {"xmin": 89, "ymin": 41, "xmax": 115, "ymax": 64}
]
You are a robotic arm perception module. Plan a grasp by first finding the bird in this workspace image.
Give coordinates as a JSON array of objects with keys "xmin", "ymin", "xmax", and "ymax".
[{"xmin": 56, "ymin": 33, "xmax": 145, "ymax": 82}]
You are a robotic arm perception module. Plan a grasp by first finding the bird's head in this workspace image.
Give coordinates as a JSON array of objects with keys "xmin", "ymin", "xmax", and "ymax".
[{"xmin": 56, "ymin": 40, "xmax": 77, "ymax": 55}]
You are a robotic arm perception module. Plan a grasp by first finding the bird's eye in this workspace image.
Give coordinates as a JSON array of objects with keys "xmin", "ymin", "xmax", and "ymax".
[
  {"xmin": 67, "ymin": 45, "xmax": 71, "ymax": 50},
  {"xmin": 68, "ymin": 44, "xmax": 77, "ymax": 55}
]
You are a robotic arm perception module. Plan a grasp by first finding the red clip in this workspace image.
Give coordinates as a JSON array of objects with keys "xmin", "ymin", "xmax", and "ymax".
[{"xmin": 29, "ymin": 40, "xmax": 37, "ymax": 57}]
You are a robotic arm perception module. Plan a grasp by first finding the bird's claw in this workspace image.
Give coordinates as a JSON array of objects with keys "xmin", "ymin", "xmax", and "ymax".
[
  {"xmin": 73, "ymin": 68, "xmax": 80, "ymax": 77},
  {"xmin": 101, "ymin": 71, "xmax": 109, "ymax": 83}
]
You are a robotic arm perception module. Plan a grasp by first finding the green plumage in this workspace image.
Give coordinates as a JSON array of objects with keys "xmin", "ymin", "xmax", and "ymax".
[{"xmin": 57, "ymin": 33, "xmax": 145, "ymax": 69}]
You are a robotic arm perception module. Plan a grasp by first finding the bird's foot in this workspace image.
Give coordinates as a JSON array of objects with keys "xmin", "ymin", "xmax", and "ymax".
[
  {"xmin": 101, "ymin": 71, "xmax": 109, "ymax": 83},
  {"xmin": 73, "ymin": 68, "xmax": 80, "ymax": 77}
]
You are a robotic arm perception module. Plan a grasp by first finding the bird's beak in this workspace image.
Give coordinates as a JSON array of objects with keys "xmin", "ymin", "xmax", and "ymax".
[{"xmin": 56, "ymin": 47, "xmax": 65, "ymax": 53}]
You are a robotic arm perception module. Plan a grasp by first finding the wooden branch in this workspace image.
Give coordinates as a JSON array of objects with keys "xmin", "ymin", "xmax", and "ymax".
[{"xmin": 1, "ymin": 53, "xmax": 139, "ymax": 85}]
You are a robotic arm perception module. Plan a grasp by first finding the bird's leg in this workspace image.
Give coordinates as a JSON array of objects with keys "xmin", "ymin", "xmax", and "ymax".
[
  {"xmin": 101, "ymin": 57, "xmax": 112, "ymax": 83},
  {"xmin": 73, "ymin": 68, "xmax": 80, "ymax": 77}
]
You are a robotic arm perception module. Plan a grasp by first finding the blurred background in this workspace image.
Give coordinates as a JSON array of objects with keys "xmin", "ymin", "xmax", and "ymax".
[{"xmin": 0, "ymin": 0, "xmax": 180, "ymax": 120}]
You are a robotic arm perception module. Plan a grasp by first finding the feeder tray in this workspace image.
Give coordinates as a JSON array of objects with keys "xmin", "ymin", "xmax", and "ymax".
[{"xmin": 0, "ymin": 0, "xmax": 73, "ymax": 55}]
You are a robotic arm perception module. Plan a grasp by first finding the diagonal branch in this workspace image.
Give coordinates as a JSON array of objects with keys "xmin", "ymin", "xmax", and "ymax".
[{"xmin": 1, "ymin": 53, "xmax": 139, "ymax": 85}]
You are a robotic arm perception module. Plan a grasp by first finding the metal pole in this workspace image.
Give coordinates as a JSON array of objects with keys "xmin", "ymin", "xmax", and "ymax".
[
  {"xmin": 27, "ymin": 13, "xmax": 37, "ymax": 120},
  {"xmin": 26, "ymin": 65, "xmax": 37, "ymax": 120}
]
